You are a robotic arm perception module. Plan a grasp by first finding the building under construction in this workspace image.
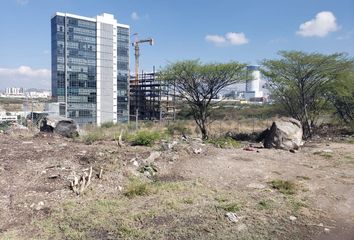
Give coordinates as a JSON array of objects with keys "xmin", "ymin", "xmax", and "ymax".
[{"xmin": 129, "ymin": 70, "xmax": 176, "ymax": 121}]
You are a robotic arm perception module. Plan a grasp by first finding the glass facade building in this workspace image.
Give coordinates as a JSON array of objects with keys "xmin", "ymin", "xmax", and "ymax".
[{"xmin": 51, "ymin": 12, "xmax": 129, "ymax": 125}]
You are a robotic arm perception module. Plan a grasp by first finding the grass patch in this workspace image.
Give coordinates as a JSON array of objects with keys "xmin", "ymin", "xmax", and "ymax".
[
  {"xmin": 82, "ymin": 131, "xmax": 105, "ymax": 144},
  {"xmin": 131, "ymin": 130, "xmax": 161, "ymax": 146},
  {"xmin": 257, "ymin": 199, "xmax": 274, "ymax": 210},
  {"xmin": 207, "ymin": 136, "xmax": 241, "ymax": 149},
  {"xmin": 217, "ymin": 202, "xmax": 242, "ymax": 212},
  {"xmin": 124, "ymin": 178, "xmax": 150, "ymax": 198},
  {"xmin": 269, "ymin": 180, "xmax": 296, "ymax": 195}
]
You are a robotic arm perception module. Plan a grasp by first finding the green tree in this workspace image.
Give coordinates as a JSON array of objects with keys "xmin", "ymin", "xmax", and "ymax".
[
  {"xmin": 262, "ymin": 51, "xmax": 354, "ymax": 138},
  {"xmin": 326, "ymin": 71, "xmax": 354, "ymax": 124},
  {"xmin": 161, "ymin": 60, "xmax": 245, "ymax": 140}
]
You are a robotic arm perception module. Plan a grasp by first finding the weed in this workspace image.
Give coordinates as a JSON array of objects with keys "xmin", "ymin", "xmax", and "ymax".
[
  {"xmin": 207, "ymin": 137, "xmax": 241, "ymax": 149},
  {"xmin": 258, "ymin": 199, "xmax": 273, "ymax": 210},
  {"xmin": 131, "ymin": 130, "xmax": 161, "ymax": 146},
  {"xmin": 124, "ymin": 178, "xmax": 150, "ymax": 198},
  {"xmin": 217, "ymin": 202, "xmax": 242, "ymax": 212},
  {"xmin": 269, "ymin": 180, "xmax": 296, "ymax": 195},
  {"xmin": 183, "ymin": 198, "xmax": 194, "ymax": 204},
  {"xmin": 296, "ymin": 176, "xmax": 311, "ymax": 180},
  {"xmin": 83, "ymin": 131, "xmax": 105, "ymax": 144}
]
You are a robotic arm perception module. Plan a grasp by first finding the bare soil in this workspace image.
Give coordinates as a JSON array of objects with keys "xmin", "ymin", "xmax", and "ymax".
[{"xmin": 0, "ymin": 132, "xmax": 353, "ymax": 239}]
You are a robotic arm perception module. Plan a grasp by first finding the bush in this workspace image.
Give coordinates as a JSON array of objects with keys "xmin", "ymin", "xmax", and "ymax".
[{"xmin": 132, "ymin": 130, "xmax": 161, "ymax": 146}]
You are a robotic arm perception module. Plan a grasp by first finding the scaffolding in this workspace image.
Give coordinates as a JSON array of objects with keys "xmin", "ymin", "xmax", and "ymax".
[{"xmin": 129, "ymin": 70, "xmax": 176, "ymax": 121}]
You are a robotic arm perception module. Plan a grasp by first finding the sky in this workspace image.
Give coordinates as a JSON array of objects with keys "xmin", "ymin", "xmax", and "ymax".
[{"xmin": 0, "ymin": 0, "xmax": 353, "ymax": 90}]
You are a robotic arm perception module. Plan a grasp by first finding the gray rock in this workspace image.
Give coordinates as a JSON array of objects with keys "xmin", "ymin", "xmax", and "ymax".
[
  {"xmin": 144, "ymin": 151, "xmax": 161, "ymax": 163},
  {"xmin": 263, "ymin": 117, "xmax": 303, "ymax": 150},
  {"xmin": 40, "ymin": 115, "xmax": 79, "ymax": 138},
  {"xmin": 289, "ymin": 215, "xmax": 297, "ymax": 221}
]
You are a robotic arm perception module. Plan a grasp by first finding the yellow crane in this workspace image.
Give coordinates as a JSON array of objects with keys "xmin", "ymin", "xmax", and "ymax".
[{"xmin": 132, "ymin": 33, "xmax": 154, "ymax": 85}]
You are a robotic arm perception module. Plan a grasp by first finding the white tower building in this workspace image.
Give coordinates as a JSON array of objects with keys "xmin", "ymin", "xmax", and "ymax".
[{"xmin": 245, "ymin": 65, "xmax": 263, "ymax": 100}]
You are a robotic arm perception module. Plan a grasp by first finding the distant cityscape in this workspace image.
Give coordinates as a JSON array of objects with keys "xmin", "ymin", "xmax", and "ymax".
[{"xmin": 0, "ymin": 87, "xmax": 51, "ymax": 99}]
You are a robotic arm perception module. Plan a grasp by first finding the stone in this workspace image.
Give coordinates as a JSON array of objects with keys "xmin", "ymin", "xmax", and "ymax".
[
  {"xmin": 225, "ymin": 212, "xmax": 240, "ymax": 223},
  {"xmin": 324, "ymin": 228, "xmax": 330, "ymax": 233},
  {"xmin": 289, "ymin": 215, "xmax": 297, "ymax": 221},
  {"xmin": 39, "ymin": 115, "xmax": 79, "ymax": 138},
  {"xmin": 193, "ymin": 148, "xmax": 202, "ymax": 154},
  {"xmin": 35, "ymin": 201, "xmax": 45, "ymax": 211},
  {"xmin": 144, "ymin": 151, "xmax": 161, "ymax": 163},
  {"xmin": 322, "ymin": 149, "xmax": 333, "ymax": 153},
  {"xmin": 263, "ymin": 117, "xmax": 303, "ymax": 150}
]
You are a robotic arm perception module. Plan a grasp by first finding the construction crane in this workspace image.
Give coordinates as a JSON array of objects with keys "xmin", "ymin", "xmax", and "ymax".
[{"xmin": 132, "ymin": 33, "xmax": 154, "ymax": 85}]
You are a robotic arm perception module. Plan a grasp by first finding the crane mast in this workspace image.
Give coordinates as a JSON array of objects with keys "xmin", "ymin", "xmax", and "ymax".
[{"xmin": 132, "ymin": 33, "xmax": 154, "ymax": 85}]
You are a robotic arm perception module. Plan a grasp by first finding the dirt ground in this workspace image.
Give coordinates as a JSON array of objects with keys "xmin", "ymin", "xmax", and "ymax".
[{"xmin": 0, "ymin": 132, "xmax": 354, "ymax": 239}]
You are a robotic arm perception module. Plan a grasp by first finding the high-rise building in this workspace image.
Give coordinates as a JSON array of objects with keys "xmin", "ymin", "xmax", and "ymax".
[{"xmin": 51, "ymin": 12, "xmax": 129, "ymax": 125}]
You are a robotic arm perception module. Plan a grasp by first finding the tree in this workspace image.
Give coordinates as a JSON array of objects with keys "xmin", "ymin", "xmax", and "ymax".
[
  {"xmin": 262, "ymin": 51, "xmax": 354, "ymax": 138},
  {"xmin": 161, "ymin": 60, "xmax": 245, "ymax": 140},
  {"xmin": 326, "ymin": 71, "xmax": 354, "ymax": 124}
]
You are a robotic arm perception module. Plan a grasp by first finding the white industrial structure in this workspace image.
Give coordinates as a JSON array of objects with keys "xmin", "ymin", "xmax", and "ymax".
[{"xmin": 244, "ymin": 65, "xmax": 264, "ymax": 100}]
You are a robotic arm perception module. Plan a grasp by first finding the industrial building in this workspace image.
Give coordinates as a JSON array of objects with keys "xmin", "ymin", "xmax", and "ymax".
[
  {"xmin": 51, "ymin": 12, "xmax": 129, "ymax": 125},
  {"xmin": 244, "ymin": 65, "xmax": 264, "ymax": 100}
]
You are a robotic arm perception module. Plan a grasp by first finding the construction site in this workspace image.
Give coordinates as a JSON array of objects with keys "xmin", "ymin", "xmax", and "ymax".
[{"xmin": 129, "ymin": 34, "xmax": 176, "ymax": 122}]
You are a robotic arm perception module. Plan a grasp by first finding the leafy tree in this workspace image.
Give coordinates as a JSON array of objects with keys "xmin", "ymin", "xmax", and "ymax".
[
  {"xmin": 326, "ymin": 71, "xmax": 354, "ymax": 124},
  {"xmin": 161, "ymin": 60, "xmax": 245, "ymax": 140},
  {"xmin": 262, "ymin": 51, "xmax": 354, "ymax": 138}
]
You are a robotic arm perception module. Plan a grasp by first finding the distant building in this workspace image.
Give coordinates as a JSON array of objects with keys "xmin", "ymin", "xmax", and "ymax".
[
  {"xmin": 5, "ymin": 87, "xmax": 24, "ymax": 95},
  {"xmin": 51, "ymin": 12, "xmax": 130, "ymax": 125},
  {"xmin": 244, "ymin": 65, "xmax": 264, "ymax": 100}
]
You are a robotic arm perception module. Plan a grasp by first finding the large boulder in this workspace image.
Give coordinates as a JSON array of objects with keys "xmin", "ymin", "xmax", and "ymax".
[
  {"xmin": 263, "ymin": 117, "xmax": 303, "ymax": 150},
  {"xmin": 40, "ymin": 115, "xmax": 79, "ymax": 138}
]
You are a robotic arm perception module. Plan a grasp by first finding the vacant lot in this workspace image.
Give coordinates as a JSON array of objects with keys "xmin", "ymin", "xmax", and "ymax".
[{"xmin": 0, "ymin": 131, "xmax": 353, "ymax": 239}]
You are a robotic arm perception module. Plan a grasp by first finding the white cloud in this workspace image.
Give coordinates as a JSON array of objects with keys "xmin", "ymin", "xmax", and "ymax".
[
  {"xmin": 297, "ymin": 11, "xmax": 339, "ymax": 37},
  {"xmin": 205, "ymin": 35, "xmax": 226, "ymax": 45},
  {"xmin": 0, "ymin": 66, "xmax": 50, "ymax": 89},
  {"xmin": 205, "ymin": 32, "xmax": 249, "ymax": 46},
  {"xmin": 225, "ymin": 32, "xmax": 249, "ymax": 45},
  {"xmin": 131, "ymin": 12, "xmax": 140, "ymax": 21}
]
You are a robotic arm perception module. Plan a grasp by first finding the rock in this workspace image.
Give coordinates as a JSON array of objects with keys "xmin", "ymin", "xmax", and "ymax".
[
  {"xmin": 263, "ymin": 117, "xmax": 303, "ymax": 150},
  {"xmin": 22, "ymin": 141, "xmax": 33, "ymax": 144},
  {"xmin": 324, "ymin": 228, "xmax": 330, "ymax": 233},
  {"xmin": 39, "ymin": 115, "xmax": 79, "ymax": 138},
  {"xmin": 132, "ymin": 161, "xmax": 139, "ymax": 167},
  {"xmin": 193, "ymin": 148, "xmax": 202, "ymax": 154},
  {"xmin": 225, "ymin": 212, "xmax": 240, "ymax": 223},
  {"xmin": 289, "ymin": 215, "xmax": 297, "ymax": 221},
  {"xmin": 144, "ymin": 151, "xmax": 161, "ymax": 163},
  {"xmin": 35, "ymin": 201, "xmax": 45, "ymax": 211},
  {"xmin": 322, "ymin": 149, "xmax": 333, "ymax": 153}
]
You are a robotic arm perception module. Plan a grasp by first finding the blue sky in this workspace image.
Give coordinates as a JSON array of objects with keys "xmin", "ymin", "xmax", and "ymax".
[{"xmin": 0, "ymin": 0, "xmax": 353, "ymax": 89}]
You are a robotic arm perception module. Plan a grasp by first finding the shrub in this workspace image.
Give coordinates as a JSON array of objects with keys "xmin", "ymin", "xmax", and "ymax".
[
  {"xmin": 83, "ymin": 131, "xmax": 105, "ymax": 144},
  {"xmin": 269, "ymin": 179, "xmax": 296, "ymax": 195},
  {"xmin": 207, "ymin": 136, "xmax": 241, "ymax": 148},
  {"xmin": 132, "ymin": 130, "xmax": 161, "ymax": 146}
]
